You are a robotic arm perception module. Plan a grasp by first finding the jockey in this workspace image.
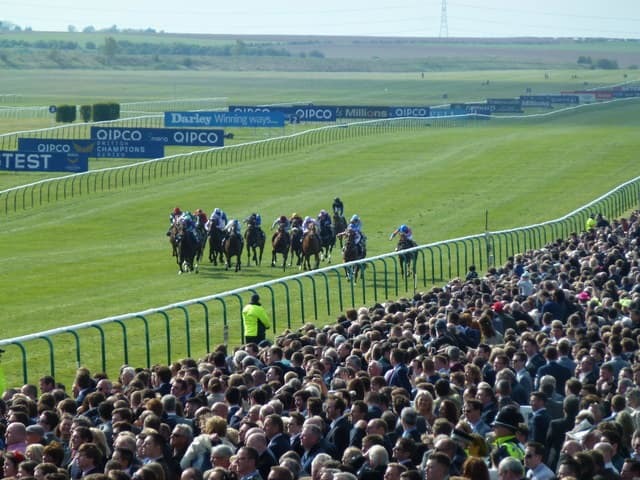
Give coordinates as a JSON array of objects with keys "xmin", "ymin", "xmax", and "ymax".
[
  {"xmin": 317, "ymin": 209, "xmax": 332, "ymax": 230},
  {"xmin": 389, "ymin": 224, "xmax": 413, "ymax": 241},
  {"xmin": 332, "ymin": 197, "xmax": 344, "ymax": 216},
  {"xmin": 349, "ymin": 214, "xmax": 362, "ymax": 232},
  {"xmin": 272, "ymin": 215, "xmax": 290, "ymax": 232},
  {"xmin": 179, "ymin": 211, "xmax": 200, "ymax": 241},
  {"xmin": 167, "ymin": 206, "xmax": 182, "ymax": 235},
  {"xmin": 194, "ymin": 209, "xmax": 208, "ymax": 226},
  {"xmin": 302, "ymin": 216, "xmax": 317, "ymax": 236},
  {"xmin": 224, "ymin": 219, "xmax": 241, "ymax": 236},
  {"xmin": 207, "ymin": 208, "xmax": 227, "ymax": 231},
  {"xmin": 347, "ymin": 214, "xmax": 366, "ymax": 254},
  {"xmin": 290, "ymin": 212, "xmax": 303, "ymax": 229},
  {"xmin": 244, "ymin": 212, "xmax": 262, "ymax": 228}
]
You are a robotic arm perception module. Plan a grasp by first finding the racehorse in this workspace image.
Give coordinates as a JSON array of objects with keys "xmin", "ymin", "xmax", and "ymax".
[
  {"xmin": 333, "ymin": 213, "xmax": 347, "ymax": 248},
  {"xmin": 319, "ymin": 223, "xmax": 336, "ymax": 263},
  {"xmin": 175, "ymin": 224, "xmax": 199, "ymax": 274},
  {"xmin": 342, "ymin": 228, "xmax": 365, "ymax": 281},
  {"xmin": 396, "ymin": 233, "xmax": 417, "ymax": 277},
  {"xmin": 223, "ymin": 232, "xmax": 243, "ymax": 272},
  {"xmin": 208, "ymin": 227, "xmax": 225, "ymax": 266},
  {"xmin": 271, "ymin": 228, "xmax": 290, "ymax": 271},
  {"xmin": 244, "ymin": 223, "xmax": 265, "ymax": 266},
  {"xmin": 194, "ymin": 218, "xmax": 207, "ymax": 264},
  {"xmin": 301, "ymin": 228, "xmax": 321, "ymax": 270},
  {"xmin": 168, "ymin": 224, "xmax": 180, "ymax": 262},
  {"xmin": 289, "ymin": 227, "xmax": 303, "ymax": 267}
]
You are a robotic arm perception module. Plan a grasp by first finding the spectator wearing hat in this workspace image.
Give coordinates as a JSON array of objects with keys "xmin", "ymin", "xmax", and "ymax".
[
  {"xmin": 489, "ymin": 406, "xmax": 525, "ymax": 464},
  {"xmin": 242, "ymin": 294, "xmax": 270, "ymax": 344}
]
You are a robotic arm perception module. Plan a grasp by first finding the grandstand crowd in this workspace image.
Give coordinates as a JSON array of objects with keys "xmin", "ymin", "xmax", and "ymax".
[{"xmin": 3, "ymin": 211, "xmax": 640, "ymax": 480}]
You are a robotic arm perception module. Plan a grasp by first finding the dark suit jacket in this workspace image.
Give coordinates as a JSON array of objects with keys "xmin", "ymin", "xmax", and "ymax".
[
  {"xmin": 536, "ymin": 361, "xmax": 572, "ymax": 395},
  {"xmin": 325, "ymin": 415, "xmax": 352, "ymax": 459},
  {"xmin": 349, "ymin": 425, "xmax": 365, "ymax": 449},
  {"xmin": 529, "ymin": 408, "xmax": 551, "ymax": 445},
  {"xmin": 155, "ymin": 383, "xmax": 172, "ymax": 396},
  {"xmin": 256, "ymin": 449, "xmax": 277, "ymax": 480},
  {"xmin": 268, "ymin": 433, "xmax": 291, "ymax": 459},
  {"xmin": 388, "ymin": 363, "xmax": 412, "ymax": 395},
  {"xmin": 301, "ymin": 443, "xmax": 326, "ymax": 475},
  {"xmin": 545, "ymin": 416, "xmax": 574, "ymax": 470}
]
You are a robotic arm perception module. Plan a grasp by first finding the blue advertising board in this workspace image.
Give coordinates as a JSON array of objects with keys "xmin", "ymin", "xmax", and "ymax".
[
  {"xmin": 18, "ymin": 138, "xmax": 94, "ymax": 159},
  {"xmin": 549, "ymin": 95, "xmax": 579, "ymax": 104},
  {"xmin": 0, "ymin": 150, "xmax": 88, "ymax": 172},
  {"xmin": 486, "ymin": 98, "xmax": 522, "ymax": 106},
  {"xmin": 335, "ymin": 106, "xmax": 390, "ymax": 119},
  {"xmin": 165, "ymin": 111, "xmax": 285, "ymax": 128},
  {"xmin": 520, "ymin": 95, "xmax": 552, "ymax": 108},
  {"xmin": 463, "ymin": 103, "xmax": 494, "ymax": 115},
  {"xmin": 90, "ymin": 127, "xmax": 224, "ymax": 147},
  {"xmin": 388, "ymin": 106, "xmax": 431, "ymax": 118},
  {"xmin": 229, "ymin": 105, "xmax": 337, "ymax": 122}
]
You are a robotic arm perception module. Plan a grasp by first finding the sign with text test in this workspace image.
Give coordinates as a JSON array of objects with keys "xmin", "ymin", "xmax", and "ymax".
[{"xmin": 0, "ymin": 150, "xmax": 88, "ymax": 172}]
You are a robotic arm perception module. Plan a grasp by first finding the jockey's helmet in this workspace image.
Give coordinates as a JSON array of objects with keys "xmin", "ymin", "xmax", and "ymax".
[
  {"xmin": 351, "ymin": 214, "xmax": 360, "ymax": 223},
  {"xmin": 304, "ymin": 216, "xmax": 311, "ymax": 223},
  {"xmin": 195, "ymin": 209, "xmax": 203, "ymax": 215},
  {"xmin": 400, "ymin": 224, "xmax": 408, "ymax": 233},
  {"xmin": 320, "ymin": 209, "xmax": 327, "ymax": 216},
  {"xmin": 292, "ymin": 213, "xmax": 298, "ymax": 218},
  {"xmin": 280, "ymin": 215, "xmax": 287, "ymax": 223},
  {"xmin": 334, "ymin": 197, "xmax": 340, "ymax": 202},
  {"xmin": 173, "ymin": 207, "xmax": 181, "ymax": 215},
  {"xmin": 214, "ymin": 208, "xmax": 221, "ymax": 215}
]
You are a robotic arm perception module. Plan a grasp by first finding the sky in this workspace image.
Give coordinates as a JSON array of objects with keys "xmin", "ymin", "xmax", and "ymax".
[{"xmin": 2, "ymin": 0, "xmax": 640, "ymax": 38}]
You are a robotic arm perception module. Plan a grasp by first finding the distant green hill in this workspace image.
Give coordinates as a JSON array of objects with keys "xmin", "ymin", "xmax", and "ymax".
[{"xmin": 0, "ymin": 31, "xmax": 638, "ymax": 71}]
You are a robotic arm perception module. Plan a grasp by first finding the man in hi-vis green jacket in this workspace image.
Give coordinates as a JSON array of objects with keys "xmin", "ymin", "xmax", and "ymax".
[{"xmin": 242, "ymin": 294, "xmax": 270, "ymax": 344}]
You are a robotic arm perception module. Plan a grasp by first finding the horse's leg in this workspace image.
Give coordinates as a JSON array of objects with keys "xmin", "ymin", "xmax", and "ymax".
[{"xmin": 314, "ymin": 253, "xmax": 320, "ymax": 270}]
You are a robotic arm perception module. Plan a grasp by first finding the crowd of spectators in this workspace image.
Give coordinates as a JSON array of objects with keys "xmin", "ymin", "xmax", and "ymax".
[{"xmin": 3, "ymin": 211, "xmax": 640, "ymax": 480}]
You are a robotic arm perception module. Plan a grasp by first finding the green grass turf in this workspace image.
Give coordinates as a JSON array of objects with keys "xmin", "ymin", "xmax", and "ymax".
[{"xmin": 0, "ymin": 74, "xmax": 639, "ymax": 386}]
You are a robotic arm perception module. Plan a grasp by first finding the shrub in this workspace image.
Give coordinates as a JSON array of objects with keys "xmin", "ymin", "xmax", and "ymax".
[
  {"xmin": 80, "ymin": 105, "xmax": 92, "ymax": 122},
  {"xmin": 55, "ymin": 104, "xmax": 76, "ymax": 123},
  {"xmin": 92, "ymin": 102, "xmax": 120, "ymax": 121}
]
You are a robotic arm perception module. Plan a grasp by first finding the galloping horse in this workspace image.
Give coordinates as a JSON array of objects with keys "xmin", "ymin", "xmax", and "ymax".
[
  {"xmin": 208, "ymin": 227, "xmax": 225, "ymax": 266},
  {"xmin": 169, "ymin": 224, "xmax": 180, "ymax": 262},
  {"xmin": 223, "ymin": 232, "xmax": 243, "ymax": 272},
  {"xmin": 175, "ymin": 224, "xmax": 199, "ymax": 274},
  {"xmin": 342, "ymin": 228, "xmax": 365, "ymax": 281},
  {"xmin": 333, "ymin": 213, "xmax": 347, "ymax": 248},
  {"xmin": 244, "ymin": 223, "xmax": 265, "ymax": 266},
  {"xmin": 396, "ymin": 233, "xmax": 417, "ymax": 277},
  {"xmin": 271, "ymin": 228, "xmax": 290, "ymax": 271},
  {"xmin": 289, "ymin": 227, "xmax": 303, "ymax": 267},
  {"xmin": 194, "ymin": 218, "xmax": 207, "ymax": 263},
  {"xmin": 319, "ymin": 223, "xmax": 336, "ymax": 263},
  {"xmin": 301, "ymin": 228, "xmax": 321, "ymax": 270}
]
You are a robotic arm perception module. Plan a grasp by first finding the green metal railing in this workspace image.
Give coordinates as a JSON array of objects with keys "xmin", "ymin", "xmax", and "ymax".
[
  {"xmin": 1, "ymin": 174, "xmax": 639, "ymax": 387},
  {"xmin": 1, "ymin": 115, "xmax": 475, "ymax": 215}
]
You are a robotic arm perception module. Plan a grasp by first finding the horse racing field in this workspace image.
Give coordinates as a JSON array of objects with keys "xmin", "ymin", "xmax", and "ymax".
[{"xmin": 1, "ymin": 68, "xmax": 639, "ymax": 386}]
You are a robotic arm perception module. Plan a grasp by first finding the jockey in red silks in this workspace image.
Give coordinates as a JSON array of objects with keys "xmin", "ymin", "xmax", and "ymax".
[{"xmin": 167, "ymin": 207, "xmax": 182, "ymax": 235}]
